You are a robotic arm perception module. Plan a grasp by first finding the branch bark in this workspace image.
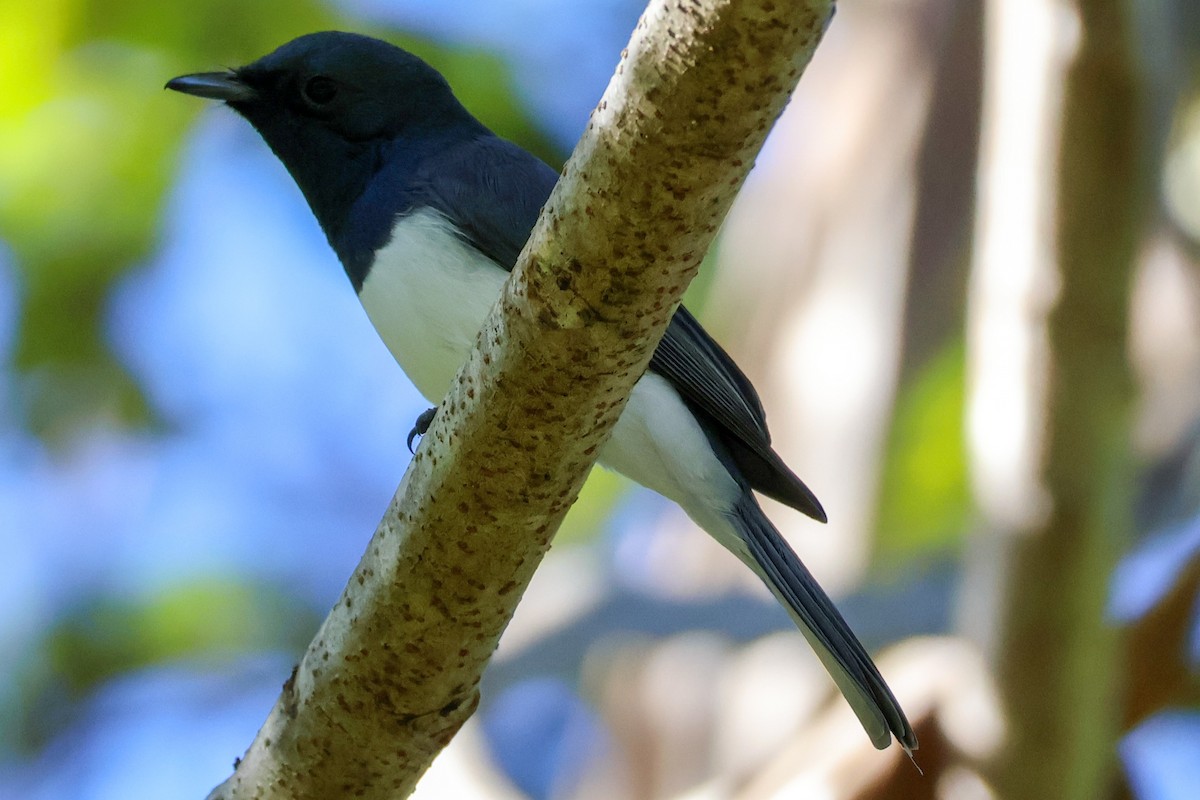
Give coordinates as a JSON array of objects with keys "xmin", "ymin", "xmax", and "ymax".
[{"xmin": 207, "ymin": 2, "xmax": 835, "ymax": 797}]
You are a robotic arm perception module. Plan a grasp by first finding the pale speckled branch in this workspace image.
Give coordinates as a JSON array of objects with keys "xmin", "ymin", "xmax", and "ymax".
[{"xmin": 206, "ymin": 1, "xmax": 835, "ymax": 798}]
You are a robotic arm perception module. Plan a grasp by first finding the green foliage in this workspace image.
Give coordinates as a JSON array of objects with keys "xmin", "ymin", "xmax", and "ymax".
[
  {"xmin": 875, "ymin": 338, "xmax": 972, "ymax": 559},
  {"xmin": 47, "ymin": 579, "xmax": 318, "ymax": 686},
  {"xmin": 11, "ymin": 578, "xmax": 320, "ymax": 751},
  {"xmin": 558, "ymin": 467, "xmax": 629, "ymax": 544},
  {"xmin": 0, "ymin": 0, "xmax": 560, "ymax": 439}
]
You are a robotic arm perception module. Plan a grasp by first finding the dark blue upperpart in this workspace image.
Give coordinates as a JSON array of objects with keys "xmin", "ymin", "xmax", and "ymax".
[{"xmin": 335, "ymin": 133, "xmax": 560, "ymax": 291}]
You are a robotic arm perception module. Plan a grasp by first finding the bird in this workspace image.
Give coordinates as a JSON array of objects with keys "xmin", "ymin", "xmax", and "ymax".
[{"xmin": 166, "ymin": 31, "xmax": 916, "ymax": 753}]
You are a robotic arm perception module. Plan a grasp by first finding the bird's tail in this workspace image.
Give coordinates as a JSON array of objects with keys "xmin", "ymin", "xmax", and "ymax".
[{"xmin": 727, "ymin": 492, "xmax": 917, "ymax": 753}]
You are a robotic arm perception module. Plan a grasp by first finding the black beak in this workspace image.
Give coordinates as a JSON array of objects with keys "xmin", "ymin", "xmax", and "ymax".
[{"xmin": 165, "ymin": 71, "xmax": 256, "ymax": 103}]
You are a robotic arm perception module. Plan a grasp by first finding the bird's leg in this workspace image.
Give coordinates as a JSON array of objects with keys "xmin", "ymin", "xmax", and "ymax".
[{"xmin": 407, "ymin": 406, "xmax": 438, "ymax": 453}]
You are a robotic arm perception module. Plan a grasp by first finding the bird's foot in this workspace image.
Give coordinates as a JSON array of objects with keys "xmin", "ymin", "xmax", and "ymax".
[{"xmin": 407, "ymin": 406, "xmax": 438, "ymax": 453}]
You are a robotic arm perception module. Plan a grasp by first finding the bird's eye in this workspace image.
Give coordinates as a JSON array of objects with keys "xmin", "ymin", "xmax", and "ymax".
[{"xmin": 302, "ymin": 76, "xmax": 338, "ymax": 107}]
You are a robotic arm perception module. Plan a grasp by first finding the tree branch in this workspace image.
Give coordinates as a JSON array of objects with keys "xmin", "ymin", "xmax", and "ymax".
[{"xmin": 207, "ymin": 2, "xmax": 835, "ymax": 798}]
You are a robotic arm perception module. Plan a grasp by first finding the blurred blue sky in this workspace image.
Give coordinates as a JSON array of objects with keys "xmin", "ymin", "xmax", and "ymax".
[
  {"xmin": 344, "ymin": 0, "xmax": 643, "ymax": 147},
  {"xmin": 1110, "ymin": 513, "xmax": 1200, "ymax": 664},
  {"xmin": 0, "ymin": 112, "xmax": 419, "ymax": 796},
  {"xmin": 8, "ymin": 657, "xmax": 293, "ymax": 800},
  {"xmin": 1121, "ymin": 712, "xmax": 1200, "ymax": 800},
  {"xmin": 105, "ymin": 112, "xmax": 421, "ymax": 598}
]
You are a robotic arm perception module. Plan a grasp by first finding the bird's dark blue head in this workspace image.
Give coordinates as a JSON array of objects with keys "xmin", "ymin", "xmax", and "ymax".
[{"xmin": 167, "ymin": 32, "xmax": 488, "ymax": 255}]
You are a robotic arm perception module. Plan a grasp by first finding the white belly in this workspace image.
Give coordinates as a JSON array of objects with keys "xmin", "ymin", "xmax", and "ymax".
[
  {"xmin": 357, "ymin": 207, "xmax": 739, "ymax": 517},
  {"xmin": 358, "ymin": 208, "xmax": 509, "ymax": 400}
]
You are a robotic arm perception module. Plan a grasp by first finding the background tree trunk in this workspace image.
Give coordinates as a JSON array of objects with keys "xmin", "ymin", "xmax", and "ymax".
[{"xmin": 963, "ymin": 1, "xmax": 1145, "ymax": 798}]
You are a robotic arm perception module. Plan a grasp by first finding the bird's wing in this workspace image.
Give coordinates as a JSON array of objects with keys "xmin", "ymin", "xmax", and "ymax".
[
  {"xmin": 418, "ymin": 136, "xmax": 559, "ymax": 270},
  {"xmin": 650, "ymin": 305, "xmax": 768, "ymax": 451},
  {"xmin": 650, "ymin": 309, "xmax": 826, "ymax": 522},
  {"xmin": 418, "ymin": 136, "xmax": 824, "ymax": 521}
]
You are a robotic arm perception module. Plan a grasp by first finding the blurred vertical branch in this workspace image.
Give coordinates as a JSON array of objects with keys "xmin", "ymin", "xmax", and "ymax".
[{"xmin": 965, "ymin": 2, "xmax": 1145, "ymax": 799}]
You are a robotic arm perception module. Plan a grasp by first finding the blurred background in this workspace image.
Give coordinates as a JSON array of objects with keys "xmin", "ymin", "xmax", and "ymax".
[{"xmin": 1, "ymin": 0, "xmax": 1199, "ymax": 798}]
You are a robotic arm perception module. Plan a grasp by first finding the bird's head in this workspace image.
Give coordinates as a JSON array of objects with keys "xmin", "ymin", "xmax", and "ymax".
[{"xmin": 167, "ymin": 32, "xmax": 484, "ymax": 237}]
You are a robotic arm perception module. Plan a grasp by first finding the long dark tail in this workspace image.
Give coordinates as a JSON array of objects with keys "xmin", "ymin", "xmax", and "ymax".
[{"xmin": 730, "ymin": 492, "xmax": 918, "ymax": 752}]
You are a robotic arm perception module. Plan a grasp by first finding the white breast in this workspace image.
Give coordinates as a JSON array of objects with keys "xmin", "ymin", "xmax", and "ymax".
[
  {"xmin": 356, "ymin": 207, "xmax": 739, "ymax": 521},
  {"xmin": 358, "ymin": 208, "xmax": 508, "ymax": 402}
]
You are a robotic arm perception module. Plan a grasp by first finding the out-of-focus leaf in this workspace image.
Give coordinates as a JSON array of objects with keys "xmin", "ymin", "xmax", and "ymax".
[
  {"xmin": 558, "ymin": 467, "xmax": 627, "ymax": 545},
  {"xmin": 1190, "ymin": 589, "xmax": 1200, "ymax": 665},
  {"xmin": 481, "ymin": 677, "xmax": 607, "ymax": 800},
  {"xmin": 1164, "ymin": 92, "xmax": 1200, "ymax": 245},
  {"xmin": 1120, "ymin": 711, "xmax": 1200, "ymax": 800},
  {"xmin": 47, "ymin": 580, "xmax": 316, "ymax": 688},
  {"xmin": 876, "ymin": 339, "xmax": 970, "ymax": 558},
  {"xmin": 1109, "ymin": 515, "xmax": 1200, "ymax": 623},
  {"xmin": 14, "ymin": 579, "xmax": 318, "ymax": 750},
  {"xmin": 0, "ymin": 244, "xmax": 17, "ymax": 364}
]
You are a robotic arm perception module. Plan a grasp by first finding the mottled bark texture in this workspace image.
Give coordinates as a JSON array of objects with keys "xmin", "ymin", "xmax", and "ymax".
[{"xmin": 206, "ymin": 1, "xmax": 835, "ymax": 798}]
